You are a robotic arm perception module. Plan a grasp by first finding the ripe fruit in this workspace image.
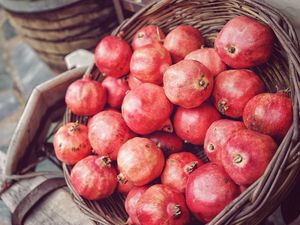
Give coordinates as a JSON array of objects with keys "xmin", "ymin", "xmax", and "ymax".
[
  {"xmin": 161, "ymin": 152, "xmax": 203, "ymax": 193},
  {"xmin": 88, "ymin": 110, "xmax": 133, "ymax": 160},
  {"xmin": 174, "ymin": 103, "xmax": 221, "ymax": 145},
  {"xmin": 53, "ymin": 122, "xmax": 91, "ymax": 165},
  {"xmin": 222, "ymin": 129, "xmax": 277, "ymax": 185},
  {"xmin": 243, "ymin": 92, "xmax": 293, "ymax": 140},
  {"xmin": 128, "ymin": 73, "xmax": 143, "ymax": 90},
  {"xmin": 117, "ymin": 137, "xmax": 165, "ymax": 186},
  {"xmin": 186, "ymin": 163, "xmax": 240, "ymax": 223},
  {"xmin": 164, "ymin": 25, "xmax": 204, "ymax": 63},
  {"xmin": 215, "ymin": 16, "xmax": 274, "ymax": 68},
  {"xmin": 132, "ymin": 25, "xmax": 165, "ymax": 50},
  {"xmin": 102, "ymin": 76, "xmax": 129, "ymax": 108},
  {"xmin": 212, "ymin": 70, "xmax": 265, "ymax": 118},
  {"xmin": 122, "ymin": 83, "xmax": 173, "ymax": 135},
  {"xmin": 164, "ymin": 60, "xmax": 213, "ymax": 108},
  {"xmin": 204, "ymin": 120, "xmax": 245, "ymax": 165},
  {"xmin": 65, "ymin": 77, "xmax": 106, "ymax": 116},
  {"xmin": 118, "ymin": 179, "xmax": 135, "ymax": 195},
  {"xmin": 70, "ymin": 155, "xmax": 117, "ymax": 200},
  {"xmin": 137, "ymin": 184, "xmax": 190, "ymax": 225},
  {"xmin": 185, "ymin": 48, "xmax": 226, "ymax": 76},
  {"xmin": 130, "ymin": 44, "xmax": 171, "ymax": 84},
  {"xmin": 95, "ymin": 35, "xmax": 132, "ymax": 77}
]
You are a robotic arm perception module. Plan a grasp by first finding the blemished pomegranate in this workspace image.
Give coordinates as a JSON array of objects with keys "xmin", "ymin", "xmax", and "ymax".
[
  {"xmin": 163, "ymin": 60, "xmax": 213, "ymax": 108},
  {"xmin": 136, "ymin": 184, "xmax": 190, "ymax": 225},
  {"xmin": 128, "ymin": 73, "xmax": 144, "ymax": 90},
  {"xmin": 222, "ymin": 129, "xmax": 277, "ymax": 185},
  {"xmin": 174, "ymin": 103, "xmax": 221, "ymax": 145},
  {"xmin": 65, "ymin": 77, "xmax": 106, "ymax": 116},
  {"xmin": 186, "ymin": 163, "xmax": 240, "ymax": 223},
  {"xmin": 53, "ymin": 122, "xmax": 91, "ymax": 165},
  {"xmin": 185, "ymin": 48, "xmax": 227, "ymax": 76},
  {"xmin": 164, "ymin": 25, "xmax": 204, "ymax": 63},
  {"xmin": 117, "ymin": 137, "xmax": 165, "ymax": 186},
  {"xmin": 122, "ymin": 83, "xmax": 173, "ymax": 135},
  {"xmin": 132, "ymin": 25, "xmax": 165, "ymax": 50},
  {"xmin": 161, "ymin": 152, "xmax": 203, "ymax": 193},
  {"xmin": 70, "ymin": 155, "xmax": 117, "ymax": 200},
  {"xmin": 215, "ymin": 16, "xmax": 274, "ymax": 68},
  {"xmin": 118, "ymin": 178, "xmax": 135, "ymax": 195},
  {"xmin": 212, "ymin": 69, "xmax": 265, "ymax": 118},
  {"xmin": 88, "ymin": 110, "xmax": 133, "ymax": 160},
  {"xmin": 95, "ymin": 35, "xmax": 132, "ymax": 77},
  {"xmin": 243, "ymin": 92, "xmax": 293, "ymax": 140},
  {"xmin": 130, "ymin": 44, "xmax": 172, "ymax": 84},
  {"xmin": 102, "ymin": 76, "xmax": 129, "ymax": 108},
  {"xmin": 204, "ymin": 120, "xmax": 245, "ymax": 165}
]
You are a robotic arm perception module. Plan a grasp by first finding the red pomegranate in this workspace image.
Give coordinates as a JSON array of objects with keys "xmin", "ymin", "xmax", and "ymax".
[
  {"xmin": 186, "ymin": 163, "xmax": 240, "ymax": 223},
  {"xmin": 95, "ymin": 35, "xmax": 132, "ymax": 77},
  {"xmin": 185, "ymin": 48, "xmax": 226, "ymax": 76},
  {"xmin": 65, "ymin": 77, "xmax": 106, "ymax": 116},
  {"xmin": 128, "ymin": 73, "xmax": 144, "ymax": 90},
  {"xmin": 53, "ymin": 122, "xmax": 91, "ymax": 165},
  {"xmin": 243, "ymin": 92, "xmax": 293, "ymax": 140},
  {"xmin": 122, "ymin": 83, "xmax": 173, "ymax": 135},
  {"xmin": 117, "ymin": 137, "xmax": 165, "ymax": 186},
  {"xmin": 136, "ymin": 184, "xmax": 190, "ymax": 225},
  {"xmin": 161, "ymin": 152, "xmax": 203, "ymax": 193},
  {"xmin": 164, "ymin": 25, "xmax": 204, "ymax": 63},
  {"xmin": 222, "ymin": 129, "xmax": 277, "ymax": 185},
  {"xmin": 70, "ymin": 155, "xmax": 117, "ymax": 200},
  {"xmin": 118, "ymin": 178, "xmax": 135, "ymax": 195},
  {"xmin": 163, "ymin": 60, "xmax": 213, "ymax": 108},
  {"xmin": 132, "ymin": 25, "xmax": 165, "ymax": 50},
  {"xmin": 88, "ymin": 110, "xmax": 133, "ymax": 160},
  {"xmin": 102, "ymin": 76, "xmax": 129, "ymax": 108},
  {"xmin": 204, "ymin": 120, "xmax": 245, "ymax": 165},
  {"xmin": 174, "ymin": 103, "xmax": 221, "ymax": 145},
  {"xmin": 212, "ymin": 70, "xmax": 265, "ymax": 118},
  {"xmin": 215, "ymin": 16, "xmax": 274, "ymax": 68}
]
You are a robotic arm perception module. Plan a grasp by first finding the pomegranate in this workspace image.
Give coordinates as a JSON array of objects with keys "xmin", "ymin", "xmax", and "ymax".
[
  {"xmin": 117, "ymin": 137, "xmax": 165, "ymax": 186},
  {"xmin": 88, "ymin": 110, "xmax": 133, "ymax": 160},
  {"xmin": 118, "ymin": 178, "xmax": 135, "ymax": 195},
  {"xmin": 185, "ymin": 48, "xmax": 226, "ymax": 76},
  {"xmin": 174, "ymin": 103, "xmax": 221, "ymax": 145},
  {"xmin": 132, "ymin": 25, "xmax": 165, "ymax": 50},
  {"xmin": 70, "ymin": 155, "xmax": 117, "ymax": 200},
  {"xmin": 122, "ymin": 83, "xmax": 173, "ymax": 135},
  {"xmin": 53, "ymin": 122, "xmax": 91, "ymax": 165},
  {"xmin": 128, "ymin": 73, "xmax": 143, "ymax": 90},
  {"xmin": 239, "ymin": 185, "xmax": 249, "ymax": 193},
  {"xmin": 136, "ymin": 184, "xmax": 190, "ymax": 225},
  {"xmin": 204, "ymin": 120, "xmax": 245, "ymax": 165},
  {"xmin": 243, "ymin": 92, "xmax": 293, "ymax": 140},
  {"xmin": 186, "ymin": 163, "xmax": 240, "ymax": 223},
  {"xmin": 212, "ymin": 70, "xmax": 265, "ymax": 118},
  {"xmin": 65, "ymin": 77, "xmax": 106, "ymax": 116},
  {"xmin": 161, "ymin": 152, "xmax": 203, "ymax": 193},
  {"xmin": 95, "ymin": 35, "xmax": 132, "ymax": 77},
  {"xmin": 163, "ymin": 60, "xmax": 213, "ymax": 108},
  {"xmin": 215, "ymin": 16, "xmax": 274, "ymax": 68},
  {"xmin": 164, "ymin": 25, "xmax": 203, "ymax": 63},
  {"xmin": 102, "ymin": 76, "xmax": 129, "ymax": 108},
  {"xmin": 222, "ymin": 129, "xmax": 277, "ymax": 185}
]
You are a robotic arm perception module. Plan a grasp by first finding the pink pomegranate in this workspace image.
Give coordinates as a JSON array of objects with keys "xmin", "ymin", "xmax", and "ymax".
[
  {"xmin": 222, "ymin": 129, "xmax": 277, "ymax": 185},
  {"xmin": 215, "ymin": 16, "xmax": 274, "ymax": 68},
  {"xmin": 70, "ymin": 155, "xmax": 117, "ymax": 200},
  {"xmin": 65, "ymin": 77, "xmax": 106, "ymax": 116},
  {"xmin": 164, "ymin": 60, "xmax": 213, "ymax": 108},
  {"xmin": 186, "ymin": 163, "xmax": 240, "ymax": 223},
  {"xmin": 128, "ymin": 73, "xmax": 143, "ymax": 90},
  {"xmin": 95, "ymin": 35, "xmax": 132, "ymax": 77},
  {"xmin": 122, "ymin": 83, "xmax": 173, "ymax": 135},
  {"xmin": 212, "ymin": 70, "xmax": 265, "ymax": 118},
  {"xmin": 174, "ymin": 103, "xmax": 221, "ymax": 145},
  {"xmin": 118, "ymin": 179, "xmax": 135, "ymax": 195},
  {"xmin": 132, "ymin": 25, "xmax": 165, "ymax": 50},
  {"xmin": 185, "ymin": 48, "xmax": 226, "ymax": 76},
  {"xmin": 164, "ymin": 25, "xmax": 204, "ymax": 63}
]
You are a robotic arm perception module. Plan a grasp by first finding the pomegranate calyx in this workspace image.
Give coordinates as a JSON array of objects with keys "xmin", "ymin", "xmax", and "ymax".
[
  {"xmin": 207, "ymin": 143, "xmax": 215, "ymax": 152},
  {"xmin": 160, "ymin": 118, "xmax": 174, "ymax": 133},
  {"xmin": 227, "ymin": 45, "xmax": 236, "ymax": 54},
  {"xmin": 70, "ymin": 121, "xmax": 80, "ymax": 132},
  {"xmin": 138, "ymin": 33, "xmax": 144, "ymax": 39},
  {"xmin": 117, "ymin": 173, "xmax": 128, "ymax": 184},
  {"xmin": 173, "ymin": 204, "xmax": 182, "ymax": 218},
  {"xmin": 184, "ymin": 161, "xmax": 199, "ymax": 174},
  {"xmin": 96, "ymin": 156, "xmax": 112, "ymax": 168},
  {"xmin": 233, "ymin": 153, "xmax": 243, "ymax": 164},
  {"xmin": 218, "ymin": 99, "xmax": 229, "ymax": 114},
  {"xmin": 198, "ymin": 75, "xmax": 209, "ymax": 90}
]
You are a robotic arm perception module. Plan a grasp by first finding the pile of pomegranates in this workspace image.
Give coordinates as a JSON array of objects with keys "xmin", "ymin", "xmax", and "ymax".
[{"xmin": 53, "ymin": 15, "xmax": 293, "ymax": 225}]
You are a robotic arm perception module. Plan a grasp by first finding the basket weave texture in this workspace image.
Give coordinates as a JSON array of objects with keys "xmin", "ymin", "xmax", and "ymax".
[{"xmin": 63, "ymin": 0, "xmax": 300, "ymax": 224}]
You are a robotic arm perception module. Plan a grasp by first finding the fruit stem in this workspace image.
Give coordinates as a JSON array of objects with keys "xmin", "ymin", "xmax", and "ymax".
[
  {"xmin": 233, "ymin": 154, "xmax": 243, "ymax": 164},
  {"xmin": 173, "ymin": 204, "xmax": 182, "ymax": 218},
  {"xmin": 117, "ymin": 173, "xmax": 128, "ymax": 184},
  {"xmin": 184, "ymin": 161, "xmax": 199, "ymax": 174}
]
